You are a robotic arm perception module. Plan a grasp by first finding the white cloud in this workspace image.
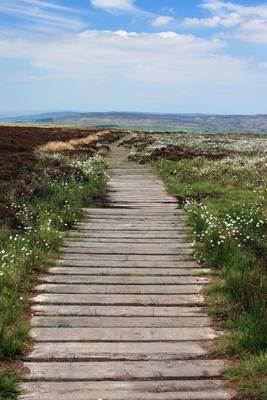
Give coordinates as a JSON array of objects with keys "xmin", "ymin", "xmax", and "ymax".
[
  {"xmin": 151, "ymin": 16, "xmax": 174, "ymax": 27},
  {"xmin": 0, "ymin": 0, "xmax": 85, "ymax": 31},
  {"xmin": 91, "ymin": 0, "xmax": 136, "ymax": 12},
  {"xmin": 184, "ymin": 13, "xmax": 241, "ymax": 28},
  {"xmin": 0, "ymin": 30, "xmax": 246, "ymax": 85},
  {"xmin": 183, "ymin": 1, "xmax": 267, "ymax": 43},
  {"xmin": 236, "ymin": 19, "xmax": 267, "ymax": 43},
  {"xmin": 202, "ymin": 1, "xmax": 267, "ymax": 19},
  {"xmin": 0, "ymin": 29, "xmax": 266, "ymax": 113}
]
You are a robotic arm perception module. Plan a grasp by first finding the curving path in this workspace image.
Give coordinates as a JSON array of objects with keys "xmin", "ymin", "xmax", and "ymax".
[{"xmin": 21, "ymin": 142, "xmax": 234, "ymax": 399}]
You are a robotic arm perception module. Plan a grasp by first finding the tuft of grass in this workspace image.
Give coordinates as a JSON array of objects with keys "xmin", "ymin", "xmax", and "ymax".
[
  {"xmin": 0, "ymin": 369, "xmax": 21, "ymax": 400},
  {"xmin": 225, "ymin": 353, "xmax": 267, "ymax": 400},
  {"xmin": 37, "ymin": 141, "xmax": 75, "ymax": 152}
]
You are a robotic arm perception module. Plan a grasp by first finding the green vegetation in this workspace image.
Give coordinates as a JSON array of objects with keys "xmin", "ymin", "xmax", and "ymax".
[
  {"xmin": 153, "ymin": 155, "xmax": 267, "ymax": 399},
  {"xmin": 0, "ymin": 152, "xmax": 108, "ymax": 398},
  {"xmin": 0, "ymin": 369, "xmax": 21, "ymax": 400}
]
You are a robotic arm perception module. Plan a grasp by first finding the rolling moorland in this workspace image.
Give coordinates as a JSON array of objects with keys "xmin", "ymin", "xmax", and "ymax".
[
  {"xmin": 1, "ymin": 112, "xmax": 267, "ymax": 133},
  {"xmin": 0, "ymin": 125, "xmax": 266, "ymax": 399}
]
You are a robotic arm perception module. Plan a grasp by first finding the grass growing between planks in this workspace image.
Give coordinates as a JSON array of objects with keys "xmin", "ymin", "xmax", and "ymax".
[
  {"xmin": 0, "ymin": 152, "xmax": 109, "ymax": 399},
  {"xmin": 153, "ymin": 155, "xmax": 267, "ymax": 400}
]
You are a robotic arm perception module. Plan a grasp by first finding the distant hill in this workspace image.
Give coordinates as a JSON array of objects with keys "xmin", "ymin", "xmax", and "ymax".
[{"xmin": 1, "ymin": 112, "xmax": 267, "ymax": 133}]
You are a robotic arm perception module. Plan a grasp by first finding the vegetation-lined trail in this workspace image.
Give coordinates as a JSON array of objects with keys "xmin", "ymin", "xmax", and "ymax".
[{"xmin": 21, "ymin": 142, "xmax": 234, "ymax": 399}]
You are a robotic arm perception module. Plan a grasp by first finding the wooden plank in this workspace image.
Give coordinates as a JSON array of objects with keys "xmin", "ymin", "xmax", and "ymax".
[
  {"xmin": 85, "ymin": 210, "xmax": 183, "ymax": 214},
  {"xmin": 63, "ymin": 242, "xmax": 193, "ymax": 249},
  {"xmin": 31, "ymin": 316, "xmax": 211, "ymax": 328},
  {"xmin": 31, "ymin": 327, "xmax": 216, "ymax": 342},
  {"xmin": 83, "ymin": 208, "xmax": 184, "ymax": 215},
  {"xmin": 27, "ymin": 341, "xmax": 211, "ymax": 361},
  {"xmin": 66, "ymin": 237, "xmax": 191, "ymax": 244},
  {"xmin": 33, "ymin": 293, "xmax": 204, "ymax": 306},
  {"xmin": 24, "ymin": 359, "xmax": 226, "ymax": 380},
  {"xmin": 39, "ymin": 275, "xmax": 210, "ymax": 285},
  {"xmin": 77, "ymin": 218, "xmax": 187, "ymax": 224},
  {"xmin": 32, "ymin": 305, "xmax": 206, "ymax": 317},
  {"xmin": 35, "ymin": 284, "xmax": 204, "ymax": 294},
  {"xmin": 69, "ymin": 231, "xmax": 190, "ymax": 238},
  {"xmin": 75, "ymin": 224, "xmax": 188, "ymax": 231},
  {"xmin": 59, "ymin": 257, "xmax": 196, "ymax": 265},
  {"xmin": 61, "ymin": 245, "xmax": 193, "ymax": 255},
  {"xmin": 21, "ymin": 381, "xmax": 233, "ymax": 400},
  {"xmin": 61, "ymin": 254, "xmax": 194, "ymax": 261},
  {"xmin": 49, "ymin": 267, "xmax": 208, "ymax": 276}
]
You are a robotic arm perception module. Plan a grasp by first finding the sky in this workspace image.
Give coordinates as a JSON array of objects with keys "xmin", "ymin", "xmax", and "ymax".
[{"xmin": 0, "ymin": 0, "xmax": 267, "ymax": 115}]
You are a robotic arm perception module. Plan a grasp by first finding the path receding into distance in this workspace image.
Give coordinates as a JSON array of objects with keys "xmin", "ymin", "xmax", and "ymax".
[{"xmin": 21, "ymin": 140, "xmax": 234, "ymax": 399}]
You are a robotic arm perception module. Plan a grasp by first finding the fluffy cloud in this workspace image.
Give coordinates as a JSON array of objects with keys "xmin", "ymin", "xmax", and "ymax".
[
  {"xmin": 184, "ymin": 1, "xmax": 267, "ymax": 43},
  {"xmin": 0, "ymin": 30, "xmax": 249, "ymax": 84},
  {"xmin": 91, "ymin": 0, "xmax": 135, "ymax": 12},
  {"xmin": 151, "ymin": 16, "xmax": 174, "ymax": 27},
  {"xmin": 0, "ymin": 29, "xmax": 266, "ymax": 113}
]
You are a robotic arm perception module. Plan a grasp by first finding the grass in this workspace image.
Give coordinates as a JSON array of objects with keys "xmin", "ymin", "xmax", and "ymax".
[
  {"xmin": 0, "ymin": 369, "xmax": 21, "ymax": 400},
  {"xmin": 152, "ymin": 155, "xmax": 267, "ymax": 399},
  {"xmin": 0, "ymin": 151, "xmax": 109, "ymax": 398}
]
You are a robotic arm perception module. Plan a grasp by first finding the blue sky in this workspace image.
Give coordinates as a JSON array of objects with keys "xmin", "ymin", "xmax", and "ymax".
[{"xmin": 0, "ymin": 0, "xmax": 267, "ymax": 114}]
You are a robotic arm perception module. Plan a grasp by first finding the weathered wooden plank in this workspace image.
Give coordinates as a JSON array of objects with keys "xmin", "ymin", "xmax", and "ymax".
[
  {"xmin": 61, "ymin": 245, "xmax": 193, "ymax": 255},
  {"xmin": 31, "ymin": 327, "xmax": 216, "ymax": 342},
  {"xmin": 61, "ymin": 254, "xmax": 194, "ymax": 262},
  {"xmin": 27, "ymin": 341, "xmax": 211, "ymax": 361},
  {"xmin": 35, "ymin": 284, "xmax": 204, "ymax": 294},
  {"xmin": 21, "ymin": 381, "xmax": 234, "ymax": 400},
  {"xmin": 66, "ymin": 237, "xmax": 191, "ymax": 244},
  {"xmin": 77, "ymin": 218, "xmax": 187, "ymax": 224},
  {"xmin": 63, "ymin": 242, "xmax": 193, "ymax": 249},
  {"xmin": 39, "ymin": 275, "xmax": 210, "ymax": 285},
  {"xmin": 31, "ymin": 316, "xmax": 211, "ymax": 328},
  {"xmin": 49, "ymin": 267, "xmax": 208, "ymax": 276},
  {"xmin": 32, "ymin": 305, "xmax": 206, "ymax": 317},
  {"xmin": 24, "ymin": 359, "xmax": 226, "ymax": 381},
  {"xmin": 69, "ymin": 231, "xmax": 190, "ymax": 238},
  {"xmin": 33, "ymin": 293, "xmax": 204, "ymax": 306},
  {"xmin": 83, "ymin": 208, "xmax": 184, "ymax": 215},
  {"xmin": 75, "ymin": 223, "xmax": 188, "ymax": 231}
]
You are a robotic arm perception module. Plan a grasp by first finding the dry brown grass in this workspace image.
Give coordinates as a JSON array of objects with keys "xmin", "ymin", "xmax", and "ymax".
[
  {"xmin": 36, "ymin": 131, "xmax": 110, "ymax": 153},
  {"xmin": 37, "ymin": 141, "xmax": 75, "ymax": 152}
]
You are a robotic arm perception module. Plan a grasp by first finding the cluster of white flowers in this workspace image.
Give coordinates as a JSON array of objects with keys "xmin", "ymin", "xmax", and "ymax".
[
  {"xmin": 185, "ymin": 200, "xmax": 266, "ymax": 249},
  {"xmin": 70, "ymin": 154, "xmax": 110, "ymax": 181}
]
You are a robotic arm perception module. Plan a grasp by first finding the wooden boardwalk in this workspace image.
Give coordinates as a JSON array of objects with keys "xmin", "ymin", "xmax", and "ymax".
[{"xmin": 21, "ymin": 143, "xmax": 233, "ymax": 399}]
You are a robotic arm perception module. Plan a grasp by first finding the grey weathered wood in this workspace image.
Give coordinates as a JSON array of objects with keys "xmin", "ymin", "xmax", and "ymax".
[
  {"xmin": 60, "ymin": 254, "xmax": 195, "ymax": 262},
  {"xmin": 61, "ymin": 244, "xmax": 193, "ymax": 255},
  {"xmin": 31, "ymin": 327, "xmax": 216, "ymax": 342},
  {"xmin": 33, "ymin": 293, "xmax": 204, "ymax": 306},
  {"xmin": 49, "ymin": 267, "xmax": 208, "ymax": 276},
  {"xmin": 21, "ymin": 381, "xmax": 233, "ymax": 400},
  {"xmin": 24, "ymin": 359, "xmax": 226, "ymax": 380},
  {"xmin": 69, "ymin": 231, "xmax": 190, "ymax": 238},
  {"xmin": 31, "ymin": 316, "xmax": 211, "ymax": 328},
  {"xmin": 35, "ymin": 284, "xmax": 204, "ymax": 294},
  {"xmin": 27, "ymin": 341, "xmax": 211, "ymax": 361},
  {"xmin": 75, "ymin": 223, "xmax": 188, "ymax": 231},
  {"xmin": 63, "ymin": 241, "xmax": 193, "ymax": 249},
  {"xmin": 40, "ymin": 275, "xmax": 210, "ymax": 285},
  {"xmin": 32, "ymin": 305, "xmax": 206, "ymax": 317},
  {"xmin": 66, "ymin": 237, "xmax": 191, "ymax": 244}
]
